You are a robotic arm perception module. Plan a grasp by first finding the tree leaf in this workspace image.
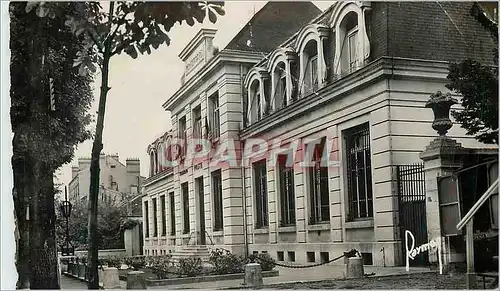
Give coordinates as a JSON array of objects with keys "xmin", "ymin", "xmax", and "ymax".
[
  {"xmin": 208, "ymin": 10, "xmax": 217, "ymax": 24},
  {"xmin": 211, "ymin": 5, "xmax": 225, "ymax": 16},
  {"xmin": 75, "ymin": 27, "xmax": 85, "ymax": 36},
  {"xmin": 125, "ymin": 45, "xmax": 138, "ymax": 59},
  {"xmin": 25, "ymin": 2, "xmax": 39, "ymax": 13},
  {"xmin": 36, "ymin": 5, "xmax": 49, "ymax": 18}
]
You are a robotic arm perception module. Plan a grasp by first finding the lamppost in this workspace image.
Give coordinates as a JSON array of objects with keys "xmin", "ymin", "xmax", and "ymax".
[{"xmin": 60, "ymin": 186, "xmax": 74, "ymax": 256}]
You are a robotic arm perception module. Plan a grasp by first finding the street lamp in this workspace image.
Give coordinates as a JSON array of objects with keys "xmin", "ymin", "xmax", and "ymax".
[{"xmin": 60, "ymin": 186, "xmax": 74, "ymax": 256}]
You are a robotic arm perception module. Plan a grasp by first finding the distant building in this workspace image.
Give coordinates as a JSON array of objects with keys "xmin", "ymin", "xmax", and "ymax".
[{"xmin": 69, "ymin": 153, "xmax": 145, "ymax": 204}]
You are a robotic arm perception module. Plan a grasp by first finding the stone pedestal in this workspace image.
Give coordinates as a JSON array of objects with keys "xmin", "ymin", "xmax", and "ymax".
[
  {"xmin": 243, "ymin": 263, "xmax": 263, "ymax": 287},
  {"xmin": 126, "ymin": 271, "xmax": 146, "ymax": 290},
  {"xmin": 420, "ymin": 137, "xmax": 466, "ymax": 269},
  {"xmin": 101, "ymin": 267, "xmax": 120, "ymax": 289},
  {"xmin": 346, "ymin": 257, "xmax": 364, "ymax": 279}
]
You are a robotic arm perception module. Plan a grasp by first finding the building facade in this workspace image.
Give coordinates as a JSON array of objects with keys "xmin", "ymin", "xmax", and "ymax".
[
  {"xmin": 142, "ymin": 1, "xmax": 498, "ymax": 266},
  {"xmin": 69, "ymin": 153, "xmax": 145, "ymax": 204}
]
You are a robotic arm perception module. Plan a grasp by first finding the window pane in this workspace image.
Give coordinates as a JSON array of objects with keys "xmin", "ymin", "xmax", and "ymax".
[
  {"xmin": 169, "ymin": 192, "xmax": 176, "ymax": 235},
  {"xmin": 348, "ymin": 31, "xmax": 358, "ymax": 70},
  {"xmin": 345, "ymin": 123, "xmax": 372, "ymax": 220},
  {"xmin": 254, "ymin": 161, "xmax": 268, "ymax": 228},
  {"xmin": 182, "ymin": 183, "xmax": 189, "ymax": 233},
  {"xmin": 161, "ymin": 195, "xmax": 166, "ymax": 236},
  {"xmin": 213, "ymin": 170, "xmax": 223, "ymax": 231}
]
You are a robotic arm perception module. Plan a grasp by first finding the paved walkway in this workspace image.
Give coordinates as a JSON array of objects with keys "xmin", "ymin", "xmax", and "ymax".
[{"xmin": 149, "ymin": 265, "xmax": 433, "ymax": 289}]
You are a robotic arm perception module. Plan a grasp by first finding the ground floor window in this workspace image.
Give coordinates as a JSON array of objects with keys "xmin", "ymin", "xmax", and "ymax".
[
  {"xmin": 345, "ymin": 123, "xmax": 373, "ymax": 220},
  {"xmin": 254, "ymin": 160, "xmax": 268, "ymax": 228},
  {"xmin": 308, "ymin": 137, "xmax": 329, "ymax": 224},
  {"xmin": 182, "ymin": 183, "xmax": 190, "ymax": 234},
  {"xmin": 169, "ymin": 192, "xmax": 176, "ymax": 235},
  {"xmin": 278, "ymin": 154, "xmax": 295, "ymax": 226},
  {"xmin": 212, "ymin": 170, "xmax": 223, "ymax": 231}
]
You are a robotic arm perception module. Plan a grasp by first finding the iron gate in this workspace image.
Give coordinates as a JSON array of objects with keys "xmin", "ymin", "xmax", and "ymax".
[{"xmin": 397, "ymin": 163, "xmax": 429, "ymax": 266}]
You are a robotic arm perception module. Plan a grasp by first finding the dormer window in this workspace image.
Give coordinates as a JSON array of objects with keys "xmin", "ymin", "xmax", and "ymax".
[
  {"xmin": 340, "ymin": 12, "xmax": 359, "ymax": 75},
  {"xmin": 331, "ymin": 2, "xmax": 370, "ymax": 77},
  {"xmin": 302, "ymin": 40, "xmax": 318, "ymax": 96},
  {"xmin": 249, "ymin": 79, "xmax": 262, "ymax": 123},
  {"xmin": 244, "ymin": 68, "xmax": 269, "ymax": 126},
  {"xmin": 296, "ymin": 24, "xmax": 329, "ymax": 98},
  {"xmin": 273, "ymin": 62, "xmax": 288, "ymax": 110}
]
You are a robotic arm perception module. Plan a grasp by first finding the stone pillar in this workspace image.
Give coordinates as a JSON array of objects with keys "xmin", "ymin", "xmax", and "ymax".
[
  {"xmin": 346, "ymin": 257, "xmax": 364, "ymax": 279},
  {"xmin": 101, "ymin": 267, "xmax": 121, "ymax": 289},
  {"xmin": 419, "ymin": 91, "xmax": 465, "ymax": 270},
  {"xmin": 243, "ymin": 263, "xmax": 263, "ymax": 287},
  {"xmin": 126, "ymin": 271, "xmax": 146, "ymax": 289}
]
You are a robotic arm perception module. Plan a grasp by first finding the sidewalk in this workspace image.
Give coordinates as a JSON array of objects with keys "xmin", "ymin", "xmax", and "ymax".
[
  {"xmin": 60, "ymin": 275, "xmax": 88, "ymax": 289},
  {"xmin": 148, "ymin": 265, "xmax": 433, "ymax": 289}
]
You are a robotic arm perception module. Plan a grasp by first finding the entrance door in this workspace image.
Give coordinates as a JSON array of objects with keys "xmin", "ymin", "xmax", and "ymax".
[{"xmin": 197, "ymin": 177, "xmax": 206, "ymax": 245}]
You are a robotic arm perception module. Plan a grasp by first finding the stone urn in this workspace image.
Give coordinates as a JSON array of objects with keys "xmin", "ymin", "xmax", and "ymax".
[{"xmin": 425, "ymin": 91, "xmax": 458, "ymax": 137}]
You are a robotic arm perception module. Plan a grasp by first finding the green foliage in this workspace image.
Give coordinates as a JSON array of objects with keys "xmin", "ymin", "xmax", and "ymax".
[
  {"xmin": 246, "ymin": 253, "xmax": 276, "ymax": 271},
  {"xmin": 124, "ymin": 256, "xmax": 146, "ymax": 270},
  {"xmin": 56, "ymin": 198, "xmax": 125, "ymax": 250},
  {"xmin": 209, "ymin": 248, "xmax": 245, "ymax": 275},
  {"xmin": 148, "ymin": 255, "xmax": 173, "ymax": 279},
  {"xmin": 446, "ymin": 60, "xmax": 498, "ymax": 144},
  {"xmin": 178, "ymin": 257, "xmax": 203, "ymax": 277}
]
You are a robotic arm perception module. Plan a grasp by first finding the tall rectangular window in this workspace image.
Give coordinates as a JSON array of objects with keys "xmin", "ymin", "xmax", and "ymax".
[
  {"xmin": 278, "ymin": 155, "xmax": 295, "ymax": 226},
  {"xmin": 192, "ymin": 106, "xmax": 202, "ymax": 139},
  {"xmin": 169, "ymin": 192, "xmax": 176, "ymax": 235},
  {"xmin": 209, "ymin": 92, "xmax": 220, "ymax": 139},
  {"xmin": 310, "ymin": 56, "xmax": 318, "ymax": 90},
  {"xmin": 152, "ymin": 198, "xmax": 158, "ymax": 237},
  {"xmin": 345, "ymin": 123, "xmax": 373, "ymax": 220},
  {"xmin": 212, "ymin": 170, "xmax": 223, "ymax": 231},
  {"xmin": 254, "ymin": 160, "xmax": 268, "ymax": 228},
  {"xmin": 178, "ymin": 116, "xmax": 187, "ymax": 156},
  {"xmin": 160, "ymin": 195, "xmax": 166, "ymax": 236},
  {"xmin": 144, "ymin": 201, "xmax": 149, "ymax": 238},
  {"xmin": 348, "ymin": 29, "xmax": 358, "ymax": 72},
  {"xmin": 182, "ymin": 183, "xmax": 190, "ymax": 234},
  {"xmin": 309, "ymin": 137, "xmax": 330, "ymax": 224}
]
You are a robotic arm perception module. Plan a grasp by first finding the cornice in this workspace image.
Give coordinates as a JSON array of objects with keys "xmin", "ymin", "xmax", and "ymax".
[{"xmin": 162, "ymin": 49, "xmax": 262, "ymax": 111}]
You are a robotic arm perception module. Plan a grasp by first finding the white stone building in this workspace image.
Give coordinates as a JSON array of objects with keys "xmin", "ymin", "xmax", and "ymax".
[
  {"xmin": 69, "ymin": 153, "xmax": 145, "ymax": 204},
  {"xmin": 142, "ymin": 1, "xmax": 498, "ymax": 267}
]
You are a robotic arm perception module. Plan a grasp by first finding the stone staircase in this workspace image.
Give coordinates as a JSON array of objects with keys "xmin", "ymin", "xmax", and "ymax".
[{"xmin": 171, "ymin": 245, "xmax": 211, "ymax": 263}]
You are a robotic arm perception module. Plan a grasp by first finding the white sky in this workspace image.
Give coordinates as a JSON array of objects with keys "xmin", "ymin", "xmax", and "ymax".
[{"xmin": 56, "ymin": 1, "xmax": 332, "ymax": 189}]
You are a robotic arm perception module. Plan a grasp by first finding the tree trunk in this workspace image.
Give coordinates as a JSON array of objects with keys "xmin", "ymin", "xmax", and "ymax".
[
  {"xmin": 87, "ymin": 4, "xmax": 114, "ymax": 288},
  {"xmin": 29, "ymin": 163, "xmax": 60, "ymax": 289},
  {"xmin": 12, "ymin": 156, "xmax": 30, "ymax": 289}
]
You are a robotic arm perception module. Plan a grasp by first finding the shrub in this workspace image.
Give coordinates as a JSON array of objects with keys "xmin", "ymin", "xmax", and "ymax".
[
  {"xmin": 178, "ymin": 257, "xmax": 203, "ymax": 277},
  {"xmin": 124, "ymin": 256, "xmax": 146, "ymax": 270},
  {"xmin": 247, "ymin": 253, "xmax": 275, "ymax": 271},
  {"xmin": 106, "ymin": 256, "xmax": 123, "ymax": 268},
  {"xmin": 148, "ymin": 255, "xmax": 173, "ymax": 279},
  {"xmin": 209, "ymin": 248, "xmax": 245, "ymax": 275}
]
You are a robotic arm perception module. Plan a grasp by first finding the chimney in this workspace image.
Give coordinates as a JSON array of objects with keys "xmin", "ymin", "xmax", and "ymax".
[
  {"xmin": 71, "ymin": 166, "xmax": 79, "ymax": 179},
  {"xmin": 126, "ymin": 158, "xmax": 140, "ymax": 174}
]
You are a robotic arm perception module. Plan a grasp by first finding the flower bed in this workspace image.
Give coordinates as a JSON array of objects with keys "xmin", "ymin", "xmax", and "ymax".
[{"xmin": 66, "ymin": 248, "xmax": 279, "ymax": 286}]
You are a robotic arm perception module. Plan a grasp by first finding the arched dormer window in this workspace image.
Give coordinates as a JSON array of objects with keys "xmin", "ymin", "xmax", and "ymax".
[
  {"xmin": 296, "ymin": 24, "xmax": 329, "ymax": 97},
  {"xmin": 250, "ymin": 79, "xmax": 262, "ymax": 122},
  {"xmin": 273, "ymin": 62, "xmax": 287, "ymax": 110},
  {"xmin": 331, "ymin": 1, "xmax": 371, "ymax": 77},
  {"xmin": 148, "ymin": 145, "xmax": 155, "ymax": 176},
  {"xmin": 268, "ymin": 48, "xmax": 297, "ymax": 111},
  {"xmin": 244, "ymin": 68, "xmax": 269, "ymax": 126}
]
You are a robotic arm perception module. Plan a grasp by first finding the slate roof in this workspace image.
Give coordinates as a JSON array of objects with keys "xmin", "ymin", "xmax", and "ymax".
[{"xmin": 224, "ymin": 2, "xmax": 322, "ymax": 53}]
